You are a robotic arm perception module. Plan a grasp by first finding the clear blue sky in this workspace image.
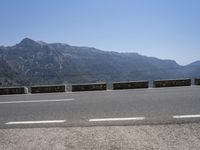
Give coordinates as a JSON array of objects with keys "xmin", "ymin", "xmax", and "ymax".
[{"xmin": 0, "ymin": 0, "xmax": 200, "ymax": 65}]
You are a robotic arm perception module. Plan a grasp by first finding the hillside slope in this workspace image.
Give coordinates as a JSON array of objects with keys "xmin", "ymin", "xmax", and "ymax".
[{"xmin": 0, "ymin": 38, "xmax": 199, "ymax": 86}]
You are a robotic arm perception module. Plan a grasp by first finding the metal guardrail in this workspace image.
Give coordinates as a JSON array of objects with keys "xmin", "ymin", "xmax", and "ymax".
[
  {"xmin": 113, "ymin": 81, "xmax": 149, "ymax": 90},
  {"xmin": 0, "ymin": 78, "xmax": 199, "ymax": 95},
  {"xmin": 72, "ymin": 83, "xmax": 107, "ymax": 92},
  {"xmin": 31, "ymin": 85, "xmax": 66, "ymax": 94},
  {"xmin": 0, "ymin": 87, "xmax": 28, "ymax": 95},
  {"xmin": 194, "ymin": 78, "xmax": 200, "ymax": 85},
  {"xmin": 153, "ymin": 79, "xmax": 191, "ymax": 88}
]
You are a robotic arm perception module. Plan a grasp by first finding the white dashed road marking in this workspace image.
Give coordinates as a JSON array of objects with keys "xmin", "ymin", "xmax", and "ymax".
[
  {"xmin": 5, "ymin": 120, "xmax": 66, "ymax": 125},
  {"xmin": 89, "ymin": 117, "xmax": 145, "ymax": 122},
  {"xmin": 173, "ymin": 114, "xmax": 200, "ymax": 119},
  {"xmin": 0, "ymin": 98, "xmax": 74, "ymax": 104}
]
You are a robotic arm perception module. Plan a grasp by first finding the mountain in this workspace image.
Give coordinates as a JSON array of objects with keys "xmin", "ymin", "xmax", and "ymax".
[
  {"xmin": 187, "ymin": 61, "xmax": 200, "ymax": 67},
  {"xmin": 0, "ymin": 38, "xmax": 199, "ymax": 86}
]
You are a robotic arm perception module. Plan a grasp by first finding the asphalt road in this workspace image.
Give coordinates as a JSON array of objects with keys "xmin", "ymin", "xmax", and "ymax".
[{"xmin": 0, "ymin": 86, "xmax": 200, "ymax": 128}]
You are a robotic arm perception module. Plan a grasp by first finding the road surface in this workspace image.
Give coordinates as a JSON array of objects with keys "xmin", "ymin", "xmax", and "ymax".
[{"xmin": 0, "ymin": 86, "xmax": 200, "ymax": 128}]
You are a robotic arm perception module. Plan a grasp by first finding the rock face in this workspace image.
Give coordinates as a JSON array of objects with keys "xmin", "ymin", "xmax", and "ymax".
[{"xmin": 0, "ymin": 38, "xmax": 199, "ymax": 86}]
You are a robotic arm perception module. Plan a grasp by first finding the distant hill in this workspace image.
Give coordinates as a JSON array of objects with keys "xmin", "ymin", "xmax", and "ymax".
[{"xmin": 0, "ymin": 38, "xmax": 199, "ymax": 86}]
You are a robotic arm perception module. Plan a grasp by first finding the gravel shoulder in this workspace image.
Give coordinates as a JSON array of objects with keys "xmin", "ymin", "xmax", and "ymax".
[{"xmin": 1, "ymin": 123, "xmax": 200, "ymax": 150}]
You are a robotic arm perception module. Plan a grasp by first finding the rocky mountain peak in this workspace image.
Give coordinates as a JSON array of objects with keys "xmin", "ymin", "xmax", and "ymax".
[{"xmin": 18, "ymin": 38, "xmax": 40, "ymax": 47}]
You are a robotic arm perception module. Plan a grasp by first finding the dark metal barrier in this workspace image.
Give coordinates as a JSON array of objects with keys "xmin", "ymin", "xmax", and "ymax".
[
  {"xmin": 153, "ymin": 79, "xmax": 191, "ymax": 88},
  {"xmin": 72, "ymin": 83, "xmax": 107, "ymax": 92},
  {"xmin": 113, "ymin": 81, "xmax": 149, "ymax": 90},
  {"xmin": 31, "ymin": 85, "xmax": 65, "ymax": 93},
  {"xmin": 0, "ymin": 87, "xmax": 28, "ymax": 95},
  {"xmin": 195, "ymin": 78, "xmax": 200, "ymax": 85}
]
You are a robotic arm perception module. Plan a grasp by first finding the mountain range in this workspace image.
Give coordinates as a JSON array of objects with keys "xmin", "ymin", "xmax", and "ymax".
[{"xmin": 0, "ymin": 38, "xmax": 199, "ymax": 86}]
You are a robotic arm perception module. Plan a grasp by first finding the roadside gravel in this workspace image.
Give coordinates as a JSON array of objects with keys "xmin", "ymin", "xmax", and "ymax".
[{"xmin": 1, "ymin": 123, "xmax": 200, "ymax": 150}]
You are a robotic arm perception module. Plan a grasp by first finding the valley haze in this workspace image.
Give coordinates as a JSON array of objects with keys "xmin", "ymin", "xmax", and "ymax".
[{"xmin": 0, "ymin": 38, "xmax": 199, "ymax": 86}]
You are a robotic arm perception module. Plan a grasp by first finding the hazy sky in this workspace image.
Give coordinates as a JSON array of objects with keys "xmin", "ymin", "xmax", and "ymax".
[{"xmin": 0, "ymin": 0, "xmax": 200, "ymax": 65}]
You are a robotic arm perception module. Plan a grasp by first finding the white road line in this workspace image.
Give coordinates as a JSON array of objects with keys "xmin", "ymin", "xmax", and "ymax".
[
  {"xmin": 173, "ymin": 114, "xmax": 200, "ymax": 119},
  {"xmin": 5, "ymin": 120, "xmax": 66, "ymax": 125},
  {"xmin": 0, "ymin": 98, "xmax": 74, "ymax": 104},
  {"xmin": 89, "ymin": 117, "xmax": 145, "ymax": 122}
]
